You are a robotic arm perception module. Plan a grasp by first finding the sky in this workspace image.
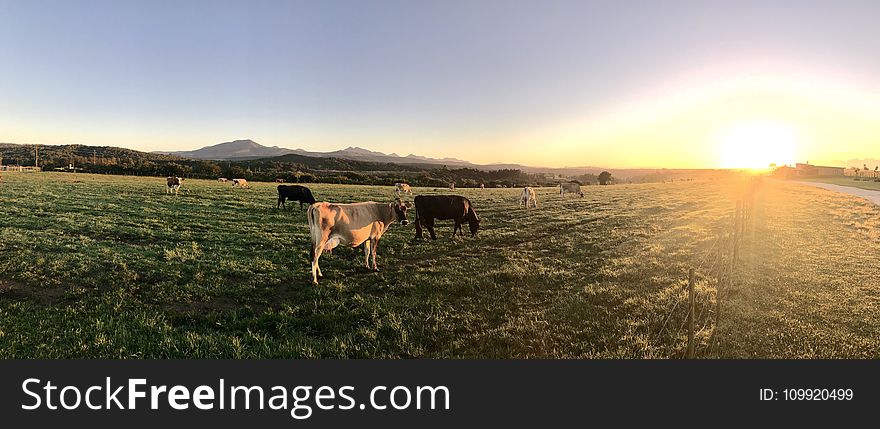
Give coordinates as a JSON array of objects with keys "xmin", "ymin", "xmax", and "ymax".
[{"xmin": 1, "ymin": 0, "xmax": 878, "ymax": 168}]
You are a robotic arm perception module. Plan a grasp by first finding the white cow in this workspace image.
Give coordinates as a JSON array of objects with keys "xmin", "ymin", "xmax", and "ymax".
[
  {"xmin": 307, "ymin": 199, "xmax": 412, "ymax": 284},
  {"xmin": 395, "ymin": 183, "xmax": 413, "ymax": 196},
  {"xmin": 232, "ymin": 178, "xmax": 249, "ymax": 188},
  {"xmin": 559, "ymin": 182, "xmax": 583, "ymax": 197},
  {"xmin": 218, "ymin": 177, "xmax": 228, "ymax": 183},
  {"xmin": 520, "ymin": 187, "xmax": 538, "ymax": 209}
]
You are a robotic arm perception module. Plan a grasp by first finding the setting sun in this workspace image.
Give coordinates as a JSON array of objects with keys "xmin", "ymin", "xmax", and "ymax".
[{"xmin": 716, "ymin": 120, "xmax": 799, "ymax": 169}]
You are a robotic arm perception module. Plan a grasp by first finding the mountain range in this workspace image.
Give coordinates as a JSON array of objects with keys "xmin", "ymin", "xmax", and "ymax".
[
  {"xmin": 158, "ymin": 139, "xmax": 475, "ymax": 166},
  {"xmin": 156, "ymin": 139, "xmax": 621, "ymax": 175}
]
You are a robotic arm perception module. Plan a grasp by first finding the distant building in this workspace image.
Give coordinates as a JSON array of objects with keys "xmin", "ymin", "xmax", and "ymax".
[
  {"xmin": 0, "ymin": 165, "xmax": 42, "ymax": 172},
  {"xmin": 794, "ymin": 163, "xmax": 844, "ymax": 177},
  {"xmin": 53, "ymin": 164, "xmax": 84, "ymax": 172}
]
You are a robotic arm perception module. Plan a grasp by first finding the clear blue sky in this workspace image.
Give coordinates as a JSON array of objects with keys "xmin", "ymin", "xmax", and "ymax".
[{"xmin": 2, "ymin": 0, "xmax": 878, "ymax": 167}]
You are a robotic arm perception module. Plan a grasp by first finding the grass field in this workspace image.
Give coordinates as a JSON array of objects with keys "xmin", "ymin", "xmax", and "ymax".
[{"xmin": 1, "ymin": 172, "xmax": 879, "ymax": 358}]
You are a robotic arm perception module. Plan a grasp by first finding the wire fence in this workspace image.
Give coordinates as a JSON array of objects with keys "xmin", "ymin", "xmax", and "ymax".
[{"xmin": 654, "ymin": 176, "xmax": 760, "ymax": 358}]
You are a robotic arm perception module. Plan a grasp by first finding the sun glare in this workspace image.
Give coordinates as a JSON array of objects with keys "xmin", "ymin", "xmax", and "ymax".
[{"xmin": 716, "ymin": 120, "xmax": 798, "ymax": 169}]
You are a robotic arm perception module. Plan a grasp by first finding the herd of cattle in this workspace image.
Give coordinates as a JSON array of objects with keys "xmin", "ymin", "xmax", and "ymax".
[{"xmin": 164, "ymin": 177, "xmax": 584, "ymax": 284}]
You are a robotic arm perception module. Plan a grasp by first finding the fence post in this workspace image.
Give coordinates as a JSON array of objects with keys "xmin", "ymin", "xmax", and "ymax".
[
  {"xmin": 687, "ymin": 268, "xmax": 695, "ymax": 359},
  {"xmin": 733, "ymin": 200, "xmax": 742, "ymax": 264}
]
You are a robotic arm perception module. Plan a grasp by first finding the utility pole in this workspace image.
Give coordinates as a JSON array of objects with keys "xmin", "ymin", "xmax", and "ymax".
[{"xmin": 35, "ymin": 144, "xmax": 39, "ymax": 168}]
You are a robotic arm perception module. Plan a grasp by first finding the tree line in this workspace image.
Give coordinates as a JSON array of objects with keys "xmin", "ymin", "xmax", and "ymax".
[{"xmin": 0, "ymin": 143, "xmax": 561, "ymax": 187}]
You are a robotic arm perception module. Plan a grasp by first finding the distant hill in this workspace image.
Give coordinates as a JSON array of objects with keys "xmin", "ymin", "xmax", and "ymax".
[
  {"xmin": 158, "ymin": 139, "xmax": 295, "ymax": 160},
  {"xmin": 157, "ymin": 139, "xmax": 630, "ymax": 175},
  {"xmin": 0, "ymin": 142, "xmax": 185, "ymax": 167},
  {"xmin": 158, "ymin": 139, "xmax": 477, "ymax": 166}
]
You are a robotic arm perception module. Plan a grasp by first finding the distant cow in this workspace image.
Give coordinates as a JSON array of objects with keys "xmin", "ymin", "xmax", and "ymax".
[
  {"xmin": 559, "ymin": 182, "xmax": 583, "ymax": 197},
  {"xmin": 307, "ymin": 199, "xmax": 412, "ymax": 284},
  {"xmin": 414, "ymin": 195, "xmax": 480, "ymax": 240},
  {"xmin": 277, "ymin": 185, "xmax": 316, "ymax": 210},
  {"xmin": 275, "ymin": 178, "xmax": 285, "ymax": 183},
  {"xmin": 479, "ymin": 183, "xmax": 485, "ymax": 189},
  {"xmin": 217, "ymin": 178, "xmax": 228, "ymax": 183},
  {"xmin": 166, "ymin": 177, "xmax": 183, "ymax": 194},
  {"xmin": 232, "ymin": 178, "xmax": 249, "ymax": 188},
  {"xmin": 449, "ymin": 182, "xmax": 456, "ymax": 190},
  {"xmin": 394, "ymin": 183, "xmax": 413, "ymax": 196},
  {"xmin": 520, "ymin": 187, "xmax": 538, "ymax": 209}
]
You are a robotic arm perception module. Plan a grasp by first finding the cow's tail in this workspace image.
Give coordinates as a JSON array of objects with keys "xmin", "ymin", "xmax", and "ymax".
[{"xmin": 307, "ymin": 204, "xmax": 322, "ymax": 260}]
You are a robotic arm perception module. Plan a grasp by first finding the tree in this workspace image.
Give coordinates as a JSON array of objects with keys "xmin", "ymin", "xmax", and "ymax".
[{"xmin": 598, "ymin": 171, "xmax": 612, "ymax": 185}]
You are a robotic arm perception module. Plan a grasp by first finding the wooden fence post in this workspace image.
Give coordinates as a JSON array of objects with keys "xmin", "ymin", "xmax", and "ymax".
[
  {"xmin": 733, "ymin": 200, "xmax": 741, "ymax": 264},
  {"xmin": 687, "ymin": 268, "xmax": 695, "ymax": 359}
]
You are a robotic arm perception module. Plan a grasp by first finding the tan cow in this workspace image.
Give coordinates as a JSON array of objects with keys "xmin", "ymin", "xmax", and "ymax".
[
  {"xmin": 307, "ymin": 199, "xmax": 411, "ymax": 284},
  {"xmin": 232, "ymin": 178, "xmax": 249, "ymax": 188},
  {"xmin": 520, "ymin": 187, "xmax": 538, "ymax": 209},
  {"xmin": 394, "ymin": 182, "xmax": 413, "ymax": 196}
]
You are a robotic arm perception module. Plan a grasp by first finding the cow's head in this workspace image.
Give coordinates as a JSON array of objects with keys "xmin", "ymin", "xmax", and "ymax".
[
  {"xmin": 391, "ymin": 199, "xmax": 412, "ymax": 225},
  {"xmin": 466, "ymin": 209, "xmax": 480, "ymax": 237}
]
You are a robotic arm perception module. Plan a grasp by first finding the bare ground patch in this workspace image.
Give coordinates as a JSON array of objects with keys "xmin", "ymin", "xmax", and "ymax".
[{"xmin": 0, "ymin": 278, "xmax": 71, "ymax": 305}]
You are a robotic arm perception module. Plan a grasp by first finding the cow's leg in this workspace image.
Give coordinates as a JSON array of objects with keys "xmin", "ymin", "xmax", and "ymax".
[
  {"xmin": 371, "ymin": 238, "xmax": 379, "ymax": 271},
  {"xmin": 453, "ymin": 220, "xmax": 461, "ymax": 237},
  {"xmin": 415, "ymin": 218, "xmax": 423, "ymax": 239},
  {"xmin": 427, "ymin": 219, "xmax": 437, "ymax": 240},
  {"xmin": 363, "ymin": 240, "xmax": 371, "ymax": 269},
  {"xmin": 311, "ymin": 239, "xmax": 328, "ymax": 284}
]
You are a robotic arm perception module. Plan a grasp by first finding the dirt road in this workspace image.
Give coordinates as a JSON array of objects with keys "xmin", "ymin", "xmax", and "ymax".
[{"xmin": 793, "ymin": 181, "xmax": 880, "ymax": 206}]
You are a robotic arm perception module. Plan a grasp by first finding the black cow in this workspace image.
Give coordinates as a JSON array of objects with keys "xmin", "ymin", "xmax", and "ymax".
[
  {"xmin": 277, "ymin": 185, "xmax": 316, "ymax": 210},
  {"xmin": 414, "ymin": 195, "xmax": 480, "ymax": 239}
]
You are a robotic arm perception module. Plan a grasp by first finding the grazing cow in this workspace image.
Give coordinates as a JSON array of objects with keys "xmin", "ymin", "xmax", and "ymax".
[
  {"xmin": 449, "ymin": 182, "xmax": 456, "ymax": 190},
  {"xmin": 166, "ymin": 177, "xmax": 183, "ymax": 194},
  {"xmin": 520, "ymin": 187, "xmax": 538, "ymax": 209},
  {"xmin": 307, "ymin": 199, "xmax": 412, "ymax": 284},
  {"xmin": 394, "ymin": 182, "xmax": 413, "ymax": 196},
  {"xmin": 232, "ymin": 178, "xmax": 249, "ymax": 188},
  {"xmin": 275, "ymin": 178, "xmax": 285, "ymax": 183},
  {"xmin": 559, "ymin": 182, "xmax": 583, "ymax": 197},
  {"xmin": 479, "ymin": 183, "xmax": 485, "ymax": 189},
  {"xmin": 217, "ymin": 178, "xmax": 228, "ymax": 183},
  {"xmin": 413, "ymin": 195, "xmax": 480, "ymax": 240},
  {"xmin": 277, "ymin": 184, "xmax": 316, "ymax": 210}
]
